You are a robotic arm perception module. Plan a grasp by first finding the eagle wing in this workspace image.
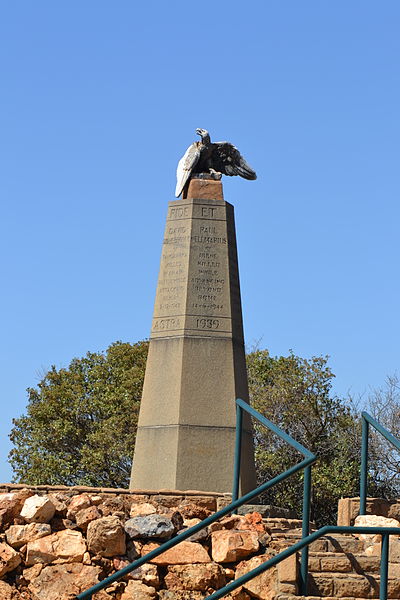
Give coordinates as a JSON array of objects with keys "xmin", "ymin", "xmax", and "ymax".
[
  {"xmin": 211, "ymin": 142, "xmax": 257, "ymax": 180},
  {"xmin": 175, "ymin": 142, "xmax": 202, "ymax": 197}
]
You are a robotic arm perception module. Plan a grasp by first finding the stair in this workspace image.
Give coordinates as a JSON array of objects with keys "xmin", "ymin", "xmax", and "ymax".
[{"xmin": 274, "ymin": 532, "xmax": 400, "ymax": 600}]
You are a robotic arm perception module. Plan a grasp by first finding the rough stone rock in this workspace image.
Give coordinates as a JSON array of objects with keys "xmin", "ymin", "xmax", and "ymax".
[
  {"xmin": 5, "ymin": 523, "xmax": 51, "ymax": 548},
  {"xmin": 211, "ymin": 530, "xmax": 259, "ymax": 563},
  {"xmin": 0, "ymin": 541, "xmax": 22, "ymax": 577},
  {"xmin": 20, "ymin": 495, "xmax": 56, "ymax": 524},
  {"xmin": 66, "ymin": 494, "xmax": 91, "ymax": 519},
  {"xmin": 120, "ymin": 579, "xmax": 157, "ymax": 599},
  {"xmin": 0, "ymin": 489, "xmax": 33, "ymax": 528},
  {"xmin": 178, "ymin": 525, "xmax": 208, "ymax": 543},
  {"xmin": 158, "ymin": 591, "xmax": 205, "ymax": 600},
  {"xmin": 26, "ymin": 529, "xmax": 87, "ymax": 565},
  {"xmin": 0, "ymin": 580, "xmax": 17, "ymax": 600},
  {"xmin": 124, "ymin": 515, "xmax": 176, "ymax": 540},
  {"xmin": 354, "ymin": 514, "xmax": 400, "ymax": 544},
  {"xmin": 75, "ymin": 505, "xmax": 101, "ymax": 531},
  {"xmin": 100, "ymin": 496, "xmax": 127, "ymax": 517},
  {"xmin": 150, "ymin": 495, "xmax": 183, "ymax": 509},
  {"xmin": 27, "ymin": 563, "xmax": 102, "ymax": 600},
  {"xmin": 165, "ymin": 563, "xmax": 226, "ymax": 591},
  {"xmin": 235, "ymin": 554, "xmax": 277, "ymax": 600},
  {"xmin": 87, "ymin": 515, "xmax": 126, "ymax": 557},
  {"xmin": 142, "ymin": 541, "xmax": 211, "ymax": 565},
  {"xmin": 129, "ymin": 563, "xmax": 160, "ymax": 587},
  {"xmin": 21, "ymin": 563, "xmax": 43, "ymax": 582},
  {"xmin": 130, "ymin": 503, "xmax": 157, "ymax": 517},
  {"xmin": 178, "ymin": 503, "xmax": 211, "ymax": 520},
  {"xmin": 47, "ymin": 494, "xmax": 68, "ymax": 515}
]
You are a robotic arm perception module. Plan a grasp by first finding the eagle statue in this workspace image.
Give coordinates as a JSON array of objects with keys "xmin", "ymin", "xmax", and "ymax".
[{"xmin": 175, "ymin": 128, "xmax": 257, "ymax": 197}]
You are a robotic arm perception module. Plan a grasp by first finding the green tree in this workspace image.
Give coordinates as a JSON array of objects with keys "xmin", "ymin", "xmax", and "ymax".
[
  {"xmin": 9, "ymin": 341, "xmax": 149, "ymax": 487},
  {"xmin": 247, "ymin": 350, "xmax": 361, "ymax": 526}
]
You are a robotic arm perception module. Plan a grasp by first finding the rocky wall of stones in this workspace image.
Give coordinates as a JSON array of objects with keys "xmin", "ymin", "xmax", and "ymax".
[{"xmin": 0, "ymin": 487, "xmax": 298, "ymax": 600}]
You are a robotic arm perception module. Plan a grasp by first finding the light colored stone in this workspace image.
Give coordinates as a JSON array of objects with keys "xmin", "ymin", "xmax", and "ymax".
[
  {"xmin": 0, "ymin": 489, "xmax": 33, "ymax": 528},
  {"xmin": 27, "ymin": 563, "xmax": 102, "ymax": 600},
  {"xmin": 130, "ymin": 563, "xmax": 160, "ymax": 587},
  {"xmin": 66, "ymin": 493, "xmax": 91, "ymax": 519},
  {"xmin": 26, "ymin": 529, "xmax": 86, "ymax": 565},
  {"xmin": 121, "ymin": 580, "xmax": 156, "ymax": 599},
  {"xmin": 165, "ymin": 562, "xmax": 226, "ymax": 591},
  {"xmin": 142, "ymin": 541, "xmax": 211, "ymax": 565},
  {"xmin": 158, "ymin": 591, "xmax": 205, "ymax": 600},
  {"xmin": 5, "ymin": 523, "xmax": 51, "ymax": 548},
  {"xmin": 20, "ymin": 494, "xmax": 56, "ymax": 524},
  {"xmin": 130, "ymin": 188, "xmax": 256, "ymax": 495},
  {"xmin": 235, "ymin": 555, "xmax": 277, "ymax": 600},
  {"xmin": 277, "ymin": 553, "xmax": 297, "ymax": 584},
  {"xmin": 0, "ymin": 580, "xmax": 16, "ymax": 600},
  {"xmin": 22, "ymin": 563, "xmax": 43, "ymax": 582},
  {"xmin": 211, "ymin": 530, "xmax": 259, "ymax": 563},
  {"xmin": 87, "ymin": 515, "xmax": 126, "ymax": 557},
  {"xmin": 354, "ymin": 514, "xmax": 400, "ymax": 544},
  {"xmin": 0, "ymin": 541, "xmax": 22, "ymax": 577},
  {"xmin": 130, "ymin": 502, "xmax": 157, "ymax": 517}
]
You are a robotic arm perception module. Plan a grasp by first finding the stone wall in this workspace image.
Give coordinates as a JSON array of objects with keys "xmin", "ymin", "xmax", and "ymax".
[
  {"xmin": 337, "ymin": 496, "xmax": 400, "ymax": 526},
  {"xmin": 0, "ymin": 485, "xmax": 299, "ymax": 600}
]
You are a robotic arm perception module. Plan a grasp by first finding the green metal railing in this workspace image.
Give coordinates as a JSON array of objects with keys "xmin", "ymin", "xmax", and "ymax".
[
  {"xmin": 203, "ymin": 525, "xmax": 399, "ymax": 600},
  {"xmin": 232, "ymin": 397, "xmax": 315, "ymax": 594},
  {"xmin": 76, "ymin": 398, "xmax": 317, "ymax": 599},
  {"xmin": 360, "ymin": 411, "xmax": 400, "ymax": 515}
]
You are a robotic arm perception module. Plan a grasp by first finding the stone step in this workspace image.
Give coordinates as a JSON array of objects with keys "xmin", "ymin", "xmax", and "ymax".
[
  {"xmin": 306, "ymin": 572, "xmax": 400, "ymax": 598},
  {"xmin": 273, "ymin": 534, "xmax": 367, "ymax": 554},
  {"xmin": 307, "ymin": 551, "xmax": 400, "ymax": 576}
]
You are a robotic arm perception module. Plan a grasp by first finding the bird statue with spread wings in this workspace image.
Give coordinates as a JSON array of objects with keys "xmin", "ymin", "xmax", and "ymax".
[{"xmin": 175, "ymin": 128, "xmax": 257, "ymax": 197}]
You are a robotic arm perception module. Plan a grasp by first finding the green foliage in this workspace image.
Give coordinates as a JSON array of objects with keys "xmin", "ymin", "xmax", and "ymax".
[
  {"xmin": 247, "ymin": 350, "xmax": 361, "ymax": 526},
  {"xmin": 9, "ymin": 341, "xmax": 149, "ymax": 487}
]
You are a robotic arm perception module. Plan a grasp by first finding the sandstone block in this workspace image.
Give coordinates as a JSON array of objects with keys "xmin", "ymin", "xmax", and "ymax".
[
  {"xmin": 277, "ymin": 553, "xmax": 297, "ymax": 584},
  {"xmin": 6, "ymin": 522, "xmax": 51, "ymax": 548},
  {"xmin": 333, "ymin": 574, "xmax": 372, "ymax": 598},
  {"xmin": 26, "ymin": 529, "xmax": 86, "ymax": 565},
  {"xmin": 142, "ymin": 541, "xmax": 211, "ymax": 565},
  {"xmin": 0, "ymin": 541, "xmax": 22, "ymax": 577},
  {"xmin": 121, "ymin": 580, "xmax": 157, "ymax": 599},
  {"xmin": 87, "ymin": 515, "xmax": 126, "ymax": 557},
  {"xmin": 165, "ymin": 562, "xmax": 226, "ymax": 591},
  {"xmin": 158, "ymin": 591, "xmax": 205, "ymax": 600},
  {"xmin": 20, "ymin": 494, "xmax": 56, "ymax": 524},
  {"xmin": 130, "ymin": 503, "xmax": 157, "ymax": 517},
  {"xmin": 130, "ymin": 563, "xmax": 160, "ymax": 587},
  {"xmin": 0, "ymin": 489, "xmax": 33, "ymax": 528},
  {"xmin": 0, "ymin": 580, "xmax": 16, "ymax": 600},
  {"xmin": 125, "ymin": 514, "xmax": 176, "ymax": 540},
  {"xmin": 27, "ymin": 563, "xmax": 102, "ymax": 600},
  {"xmin": 235, "ymin": 555, "xmax": 277, "ymax": 600},
  {"xmin": 66, "ymin": 493, "xmax": 91, "ymax": 519},
  {"xmin": 211, "ymin": 530, "xmax": 259, "ymax": 563},
  {"xmin": 355, "ymin": 514, "xmax": 400, "ymax": 528}
]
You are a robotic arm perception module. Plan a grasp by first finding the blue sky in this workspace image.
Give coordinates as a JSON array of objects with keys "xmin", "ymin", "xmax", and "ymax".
[{"xmin": 1, "ymin": 2, "xmax": 399, "ymax": 483}]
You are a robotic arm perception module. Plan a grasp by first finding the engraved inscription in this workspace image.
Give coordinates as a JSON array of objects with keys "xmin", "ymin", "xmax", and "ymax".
[
  {"xmin": 153, "ymin": 317, "xmax": 181, "ymax": 331},
  {"xmin": 196, "ymin": 318, "xmax": 220, "ymax": 329}
]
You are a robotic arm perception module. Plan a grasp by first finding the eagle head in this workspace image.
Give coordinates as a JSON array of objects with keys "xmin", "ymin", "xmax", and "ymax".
[{"xmin": 195, "ymin": 128, "xmax": 210, "ymax": 143}]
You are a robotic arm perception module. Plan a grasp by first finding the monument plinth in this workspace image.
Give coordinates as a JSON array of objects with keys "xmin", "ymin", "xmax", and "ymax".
[{"xmin": 130, "ymin": 177, "xmax": 256, "ymax": 494}]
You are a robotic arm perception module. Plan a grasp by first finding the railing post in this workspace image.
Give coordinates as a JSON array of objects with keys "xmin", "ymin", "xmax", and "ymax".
[
  {"xmin": 232, "ymin": 401, "xmax": 243, "ymax": 509},
  {"xmin": 299, "ymin": 464, "xmax": 312, "ymax": 596},
  {"xmin": 360, "ymin": 416, "xmax": 369, "ymax": 515},
  {"xmin": 380, "ymin": 533, "xmax": 389, "ymax": 600}
]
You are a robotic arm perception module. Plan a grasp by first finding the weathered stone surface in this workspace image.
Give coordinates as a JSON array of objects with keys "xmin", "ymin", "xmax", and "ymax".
[
  {"xmin": 121, "ymin": 580, "xmax": 157, "ymax": 599},
  {"xmin": 0, "ymin": 489, "xmax": 33, "ymax": 528},
  {"xmin": 75, "ymin": 505, "xmax": 101, "ymax": 531},
  {"xmin": 130, "ymin": 502, "xmax": 157, "ymax": 517},
  {"xmin": 21, "ymin": 563, "xmax": 43, "ymax": 582},
  {"xmin": 355, "ymin": 513, "xmax": 400, "ymax": 528},
  {"xmin": 20, "ymin": 495, "xmax": 56, "ymax": 524},
  {"xmin": 178, "ymin": 525, "xmax": 208, "ymax": 543},
  {"xmin": 0, "ymin": 541, "xmax": 22, "ymax": 577},
  {"xmin": 26, "ymin": 529, "xmax": 86, "ymax": 565},
  {"xmin": 211, "ymin": 530, "xmax": 259, "ymax": 563},
  {"xmin": 129, "ymin": 563, "xmax": 160, "ymax": 587},
  {"xmin": 87, "ymin": 516, "xmax": 126, "ymax": 557},
  {"xmin": 235, "ymin": 555, "xmax": 277, "ymax": 600},
  {"xmin": 165, "ymin": 563, "xmax": 226, "ymax": 591},
  {"xmin": 0, "ymin": 580, "xmax": 17, "ymax": 600},
  {"xmin": 158, "ymin": 591, "xmax": 205, "ymax": 600},
  {"xmin": 27, "ymin": 563, "xmax": 102, "ymax": 600},
  {"xmin": 6, "ymin": 523, "xmax": 51, "ymax": 548},
  {"xmin": 124, "ymin": 515, "xmax": 176, "ymax": 540},
  {"xmin": 66, "ymin": 493, "xmax": 91, "ymax": 519},
  {"xmin": 142, "ymin": 541, "xmax": 211, "ymax": 565}
]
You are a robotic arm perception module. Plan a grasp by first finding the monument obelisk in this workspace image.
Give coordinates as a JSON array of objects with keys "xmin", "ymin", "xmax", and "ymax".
[{"xmin": 130, "ymin": 175, "xmax": 256, "ymax": 494}]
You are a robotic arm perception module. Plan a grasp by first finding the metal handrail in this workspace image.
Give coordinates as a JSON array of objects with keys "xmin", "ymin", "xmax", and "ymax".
[
  {"xmin": 204, "ymin": 525, "xmax": 400, "ymax": 600},
  {"xmin": 360, "ymin": 411, "xmax": 400, "ymax": 515},
  {"xmin": 76, "ymin": 398, "xmax": 317, "ymax": 599},
  {"xmin": 232, "ymin": 397, "xmax": 316, "ymax": 593}
]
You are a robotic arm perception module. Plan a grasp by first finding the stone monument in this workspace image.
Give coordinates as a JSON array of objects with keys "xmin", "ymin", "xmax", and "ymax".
[{"xmin": 130, "ymin": 176, "xmax": 257, "ymax": 494}]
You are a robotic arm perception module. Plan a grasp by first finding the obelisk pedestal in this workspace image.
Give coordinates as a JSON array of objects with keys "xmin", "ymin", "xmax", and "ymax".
[{"xmin": 130, "ymin": 177, "xmax": 256, "ymax": 494}]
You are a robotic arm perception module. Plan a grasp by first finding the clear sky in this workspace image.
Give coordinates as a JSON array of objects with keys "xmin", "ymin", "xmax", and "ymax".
[{"xmin": 1, "ymin": 2, "xmax": 399, "ymax": 484}]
